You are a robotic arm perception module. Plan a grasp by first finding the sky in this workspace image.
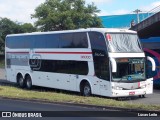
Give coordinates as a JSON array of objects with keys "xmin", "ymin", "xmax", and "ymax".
[{"xmin": 0, "ymin": 0, "xmax": 160, "ymax": 24}]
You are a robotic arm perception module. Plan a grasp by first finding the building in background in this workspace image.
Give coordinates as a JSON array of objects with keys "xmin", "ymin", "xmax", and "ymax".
[{"xmin": 100, "ymin": 13, "xmax": 150, "ymax": 28}]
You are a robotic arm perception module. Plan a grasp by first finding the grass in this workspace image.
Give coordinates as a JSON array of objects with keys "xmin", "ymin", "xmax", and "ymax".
[{"xmin": 0, "ymin": 85, "xmax": 160, "ymax": 111}]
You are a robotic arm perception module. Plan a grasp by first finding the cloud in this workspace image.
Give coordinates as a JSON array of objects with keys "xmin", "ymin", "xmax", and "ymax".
[
  {"xmin": 85, "ymin": 0, "xmax": 113, "ymax": 16},
  {"xmin": 0, "ymin": 0, "xmax": 112, "ymax": 23},
  {"xmin": 1, "ymin": 0, "xmax": 159, "ymax": 24},
  {"xmin": 98, "ymin": 9, "xmax": 130, "ymax": 16},
  {"xmin": 141, "ymin": 1, "xmax": 160, "ymax": 12},
  {"xmin": 97, "ymin": 11, "xmax": 110, "ymax": 16},
  {"xmin": 111, "ymin": 9, "xmax": 130, "ymax": 15},
  {"xmin": 98, "ymin": 1, "xmax": 160, "ymax": 16},
  {"xmin": 86, "ymin": 0, "xmax": 112, "ymax": 5},
  {"xmin": 0, "ymin": 0, "xmax": 45, "ymax": 24}
]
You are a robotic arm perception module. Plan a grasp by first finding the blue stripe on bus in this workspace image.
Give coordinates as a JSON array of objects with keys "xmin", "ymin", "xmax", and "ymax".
[{"xmin": 140, "ymin": 37, "xmax": 160, "ymax": 43}]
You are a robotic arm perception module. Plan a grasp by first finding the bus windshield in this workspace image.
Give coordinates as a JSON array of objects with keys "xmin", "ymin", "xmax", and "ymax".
[
  {"xmin": 106, "ymin": 33, "xmax": 143, "ymax": 53},
  {"xmin": 112, "ymin": 58, "xmax": 146, "ymax": 82}
]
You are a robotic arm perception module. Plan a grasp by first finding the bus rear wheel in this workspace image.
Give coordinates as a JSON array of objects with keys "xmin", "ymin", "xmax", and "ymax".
[
  {"xmin": 82, "ymin": 82, "xmax": 91, "ymax": 96},
  {"xmin": 17, "ymin": 75, "xmax": 25, "ymax": 88},
  {"xmin": 25, "ymin": 75, "xmax": 32, "ymax": 89}
]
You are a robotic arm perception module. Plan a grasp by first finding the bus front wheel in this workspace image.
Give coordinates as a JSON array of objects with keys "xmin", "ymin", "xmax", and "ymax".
[
  {"xmin": 83, "ymin": 82, "xmax": 91, "ymax": 96},
  {"xmin": 25, "ymin": 75, "xmax": 32, "ymax": 89},
  {"xmin": 139, "ymin": 95, "xmax": 145, "ymax": 98}
]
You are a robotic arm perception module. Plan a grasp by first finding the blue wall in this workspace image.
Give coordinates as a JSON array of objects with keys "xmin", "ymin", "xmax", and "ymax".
[{"xmin": 100, "ymin": 13, "xmax": 150, "ymax": 28}]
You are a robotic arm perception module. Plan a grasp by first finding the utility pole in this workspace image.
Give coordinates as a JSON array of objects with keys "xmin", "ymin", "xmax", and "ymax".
[{"xmin": 133, "ymin": 9, "xmax": 142, "ymax": 23}]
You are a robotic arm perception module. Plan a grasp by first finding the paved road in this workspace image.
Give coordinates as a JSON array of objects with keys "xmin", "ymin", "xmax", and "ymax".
[
  {"xmin": 0, "ymin": 98, "xmax": 159, "ymax": 120},
  {"xmin": 124, "ymin": 89, "xmax": 160, "ymax": 105}
]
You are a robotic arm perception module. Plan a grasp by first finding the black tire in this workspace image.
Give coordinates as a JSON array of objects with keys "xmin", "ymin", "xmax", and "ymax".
[
  {"xmin": 142, "ymin": 95, "xmax": 145, "ymax": 98},
  {"xmin": 82, "ymin": 82, "xmax": 91, "ymax": 96},
  {"xmin": 139, "ymin": 95, "xmax": 145, "ymax": 98},
  {"xmin": 25, "ymin": 75, "xmax": 32, "ymax": 89},
  {"xmin": 17, "ymin": 75, "xmax": 25, "ymax": 88}
]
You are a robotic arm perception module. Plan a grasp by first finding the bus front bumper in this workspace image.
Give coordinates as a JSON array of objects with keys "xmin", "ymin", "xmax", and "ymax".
[{"xmin": 111, "ymin": 89, "xmax": 150, "ymax": 97}]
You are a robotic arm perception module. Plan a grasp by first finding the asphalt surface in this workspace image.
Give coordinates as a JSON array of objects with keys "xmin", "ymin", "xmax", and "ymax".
[{"xmin": 0, "ymin": 98, "xmax": 159, "ymax": 120}]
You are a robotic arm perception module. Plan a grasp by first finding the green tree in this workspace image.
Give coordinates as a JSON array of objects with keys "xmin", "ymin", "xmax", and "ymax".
[
  {"xmin": 32, "ymin": 0, "xmax": 103, "ymax": 31},
  {"xmin": 0, "ymin": 18, "xmax": 37, "ymax": 53},
  {"xmin": 0, "ymin": 18, "xmax": 22, "ymax": 41},
  {"xmin": 0, "ymin": 36, "xmax": 4, "ymax": 53},
  {"xmin": 21, "ymin": 23, "xmax": 37, "ymax": 33},
  {"xmin": 0, "ymin": 18, "xmax": 21, "ymax": 52}
]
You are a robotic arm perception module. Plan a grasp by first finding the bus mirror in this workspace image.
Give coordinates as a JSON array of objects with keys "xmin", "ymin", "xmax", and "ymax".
[
  {"xmin": 110, "ymin": 58, "xmax": 117, "ymax": 73},
  {"xmin": 147, "ymin": 56, "xmax": 156, "ymax": 71}
]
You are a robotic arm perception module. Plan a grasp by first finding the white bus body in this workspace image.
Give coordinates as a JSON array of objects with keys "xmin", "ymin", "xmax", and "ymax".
[{"xmin": 5, "ymin": 28, "xmax": 155, "ymax": 97}]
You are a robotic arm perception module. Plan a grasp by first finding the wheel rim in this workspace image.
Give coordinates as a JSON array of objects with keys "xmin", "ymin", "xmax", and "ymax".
[
  {"xmin": 26, "ymin": 77, "xmax": 32, "ymax": 89},
  {"xmin": 19, "ymin": 77, "xmax": 24, "ymax": 87},
  {"xmin": 84, "ymin": 85, "xmax": 90, "ymax": 96},
  {"xmin": 27, "ymin": 80, "xmax": 31, "ymax": 88}
]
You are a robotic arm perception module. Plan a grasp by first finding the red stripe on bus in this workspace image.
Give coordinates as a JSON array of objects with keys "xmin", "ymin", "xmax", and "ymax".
[
  {"xmin": 35, "ymin": 52, "xmax": 92, "ymax": 54},
  {"xmin": 138, "ymin": 82, "xmax": 140, "ymax": 88},
  {"xmin": 7, "ymin": 52, "xmax": 29, "ymax": 54}
]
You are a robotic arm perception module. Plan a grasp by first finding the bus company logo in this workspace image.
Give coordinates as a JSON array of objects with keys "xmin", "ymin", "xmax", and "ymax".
[
  {"xmin": 95, "ymin": 53, "xmax": 104, "ymax": 57},
  {"xmin": 29, "ymin": 55, "xmax": 42, "ymax": 70},
  {"xmin": 81, "ymin": 56, "xmax": 91, "ymax": 59},
  {"xmin": 2, "ymin": 112, "xmax": 11, "ymax": 117}
]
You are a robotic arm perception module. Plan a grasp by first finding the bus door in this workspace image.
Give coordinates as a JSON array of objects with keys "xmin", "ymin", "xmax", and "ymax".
[
  {"xmin": 94, "ymin": 59, "xmax": 110, "ymax": 96},
  {"xmin": 99, "ymin": 79, "xmax": 109, "ymax": 96}
]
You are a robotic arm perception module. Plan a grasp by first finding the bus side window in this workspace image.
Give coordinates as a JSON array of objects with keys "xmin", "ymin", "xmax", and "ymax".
[
  {"xmin": 45, "ymin": 34, "xmax": 59, "ymax": 48},
  {"xmin": 59, "ymin": 33, "xmax": 73, "ymax": 48},
  {"xmin": 72, "ymin": 32, "xmax": 88, "ymax": 48},
  {"xmin": 59, "ymin": 32, "xmax": 88, "ymax": 48},
  {"xmin": 34, "ymin": 35, "xmax": 46, "ymax": 48}
]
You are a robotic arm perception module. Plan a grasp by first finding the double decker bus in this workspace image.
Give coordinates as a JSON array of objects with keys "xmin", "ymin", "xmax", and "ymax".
[{"xmin": 5, "ymin": 28, "xmax": 155, "ymax": 97}]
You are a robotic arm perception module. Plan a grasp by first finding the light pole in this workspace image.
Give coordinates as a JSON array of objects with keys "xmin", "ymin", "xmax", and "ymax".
[{"xmin": 133, "ymin": 9, "xmax": 142, "ymax": 23}]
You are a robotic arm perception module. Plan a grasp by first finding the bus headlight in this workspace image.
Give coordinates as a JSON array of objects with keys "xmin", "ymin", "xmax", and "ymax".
[
  {"xmin": 141, "ymin": 85, "xmax": 146, "ymax": 88},
  {"xmin": 112, "ymin": 86, "xmax": 123, "ymax": 90}
]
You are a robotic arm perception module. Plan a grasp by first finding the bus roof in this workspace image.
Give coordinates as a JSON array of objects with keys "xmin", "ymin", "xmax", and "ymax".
[{"xmin": 6, "ymin": 28, "xmax": 137, "ymax": 37}]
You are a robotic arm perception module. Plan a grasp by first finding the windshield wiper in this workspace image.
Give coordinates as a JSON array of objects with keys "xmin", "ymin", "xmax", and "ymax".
[{"xmin": 117, "ymin": 76, "xmax": 125, "ymax": 82}]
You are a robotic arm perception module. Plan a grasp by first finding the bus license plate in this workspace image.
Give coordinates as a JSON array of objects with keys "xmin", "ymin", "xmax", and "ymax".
[{"xmin": 129, "ymin": 92, "xmax": 135, "ymax": 95}]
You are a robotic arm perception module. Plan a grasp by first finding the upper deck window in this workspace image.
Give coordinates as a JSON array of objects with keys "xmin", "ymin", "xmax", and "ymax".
[
  {"xmin": 59, "ymin": 32, "xmax": 88, "ymax": 48},
  {"xmin": 6, "ymin": 32, "xmax": 88, "ymax": 49},
  {"xmin": 106, "ymin": 33, "xmax": 143, "ymax": 53},
  {"xmin": 89, "ymin": 32, "xmax": 107, "ymax": 51}
]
